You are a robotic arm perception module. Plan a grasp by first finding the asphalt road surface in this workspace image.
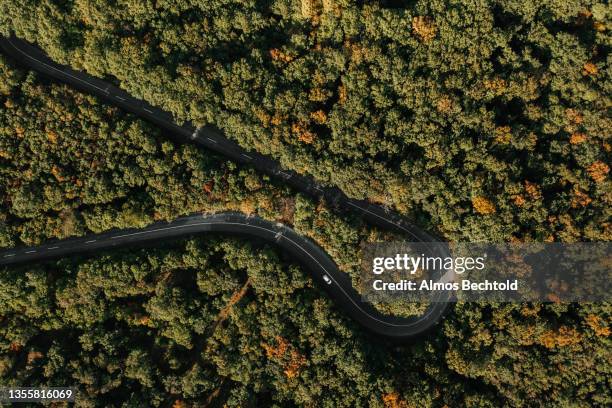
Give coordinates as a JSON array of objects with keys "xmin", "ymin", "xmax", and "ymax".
[
  {"xmin": 0, "ymin": 212, "xmax": 452, "ymax": 340},
  {"xmin": 0, "ymin": 36, "xmax": 452, "ymax": 340}
]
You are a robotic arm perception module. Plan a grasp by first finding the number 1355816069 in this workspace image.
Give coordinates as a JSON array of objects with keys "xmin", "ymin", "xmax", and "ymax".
[{"xmin": 1, "ymin": 387, "xmax": 76, "ymax": 403}]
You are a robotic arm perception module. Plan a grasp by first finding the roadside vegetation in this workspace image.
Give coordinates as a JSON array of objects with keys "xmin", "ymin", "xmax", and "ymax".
[
  {"xmin": 0, "ymin": 0, "xmax": 608, "ymax": 242},
  {"xmin": 0, "ymin": 1, "xmax": 610, "ymax": 406},
  {"xmin": 0, "ymin": 54, "xmax": 403, "ymax": 294},
  {"xmin": 2, "ymin": 238, "xmax": 610, "ymax": 407}
]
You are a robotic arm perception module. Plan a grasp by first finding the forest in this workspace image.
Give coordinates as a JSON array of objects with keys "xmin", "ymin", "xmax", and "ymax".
[
  {"xmin": 0, "ymin": 0, "xmax": 608, "ymax": 242},
  {"xmin": 0, "ymin": 0, "xmax": 610, "ymax": 406}
]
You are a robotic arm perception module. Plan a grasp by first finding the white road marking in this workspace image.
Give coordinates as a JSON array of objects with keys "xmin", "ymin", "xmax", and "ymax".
[
  {"xmin": 25, "ymin": 250, "xmax": 37, "ymax": 254},
  {"xmin": 144, "ymin": 108, "xmax": 153, "ymax": 113},
  {"xmin": 345, "ymin": 201, "xmax": 417, "ymax": 239},
  {"xmin": 8, "ymin": 39, "xmax": 110, "ymax": 94},
  {"xmin": 111, "ymin": 224, "xmax": 194, "ymax": 239},
  {"xmin": 241, "ymin": 154, "xmax": 253, "ymax": 160},
  {"xmin": 206, "ymin": 137, "xmax": 218, "ymax": 144},
  {"xmin": 125, "ymin": 220, "xmax": 420, "ymax": 328},
  {"xmin": 85, "ymin": 240, "xmax": 97, "ymax": 244},
  {"xmin": 344, "ymin": 201, "xmax": 450, "ymax": 296},
  {"xmin": 115, "ymin": 95, "xmax": 126, "ymax": 101},
  {"xmin": 48, "ymin": 246, "xmax": 59, "ymax": 250},
  {"xmin": 6, "ymin": 37, "xmax": 451, "ymax": 330},
  {"xmin": 0, "ymin": 216, "xmax": 444, "ymax": 328}
]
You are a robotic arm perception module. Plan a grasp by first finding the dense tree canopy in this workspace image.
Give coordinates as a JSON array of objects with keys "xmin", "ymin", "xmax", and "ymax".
[
  {"xmin": 0, "ymin": 45, "xmax": 609, "ymax": 408},
  {"xmin": 2, "ymin": 238, "xmax": 610, "ymax": 407},
  {"xmin": 0, "ymin": 1, "xmax": 610, "ymax": 406},
  {"xmin": 0, "ymin": 54, "xmax": 402, "ymax": 294},
  {"xmin": 0, "ymin": 0, "xmax": 608, "ymax": 241}
]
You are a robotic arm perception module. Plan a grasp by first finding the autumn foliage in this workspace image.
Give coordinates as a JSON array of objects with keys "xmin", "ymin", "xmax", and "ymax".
[
  {"xmin": 0, "ymin": 1, "xmax": 610, "ymax": 406},
  {"xmin": 412, "ymin": 16, "xmax": 437, "ymax": 42},
  {"xmin": 472, "ymin": 197, "xmax": 496, "ymax": 215}
]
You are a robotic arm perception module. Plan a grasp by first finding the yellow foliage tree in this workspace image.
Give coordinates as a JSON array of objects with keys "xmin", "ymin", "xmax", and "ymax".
[
  {"xmin": 301, "ymin": 0, "xmax": 321, "ymax": 19},
  {"xmin": 587, "ymin": 161, "xmax": 609, "ymax": 183},
  {"xmin": 539, "ymin": 326, "xmax": 582, "ymax": 349},
  {"xmin": 472, "ymin": 196, "xmax": 496, "ymax": 214},
  {"xmin": 412, "ymin": 16, "xmax": 437, "ymax": 42}
]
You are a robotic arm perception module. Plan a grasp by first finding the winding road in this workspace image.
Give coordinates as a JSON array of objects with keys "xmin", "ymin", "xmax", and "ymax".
[
  {"xmin": 0, "ymin": 36, "xmax": 451, "ymax": 340},
  {"xmin": 0, "ymin": 212, "xmax": 451, "ymax": 340}
]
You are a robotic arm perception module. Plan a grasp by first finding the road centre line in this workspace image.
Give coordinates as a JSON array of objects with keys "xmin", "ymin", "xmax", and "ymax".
[
  {"xmin": 10, "ymin": 38, "xmax": 424, "ymax": 245},
  {"xmin": 8, "ymin": 38, "xmax": 110, "ymax": 94},
  {"xmin": 108, "ymin": 219, "xmax": 426, "ymax": 328},
  {"xmin": 8, "ymin": 37, "xmax": 426, "ymax": 243},
  {"xmin": 346, "ymin": 201, "xmax": 417, "ymax": 239},
  {"xmin": 1, "ymin": 37, "xmax": 452, "ymax": 335}
]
